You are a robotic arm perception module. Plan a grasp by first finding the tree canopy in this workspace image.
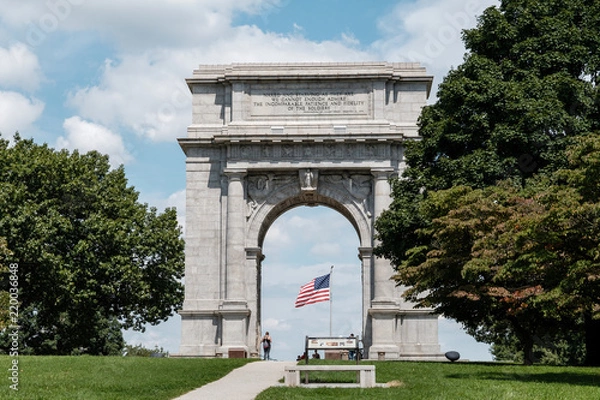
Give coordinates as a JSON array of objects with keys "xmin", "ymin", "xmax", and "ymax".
[
  {"xmin": 395, "ymin": 137, "xmax": 600, "ymax": 364},
  {"xmin": 377, "ymin": 0, "xmax": 600, "ymax": 267},
  {"xmin": 404, "ymin": 0, "xmax": 600, "ymax": 191},
  {"xmin": 375, "ymin": 0, "xmax": 600, "ymax": 365},
  {"xmin": 0, "ymin": 134, "xmax": 185, "ymax": 355}
]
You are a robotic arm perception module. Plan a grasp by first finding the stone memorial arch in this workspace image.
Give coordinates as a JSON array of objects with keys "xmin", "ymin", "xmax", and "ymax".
[{"xmin": 178, "ymin": 62, "xmax": 442, "ymax": 360}]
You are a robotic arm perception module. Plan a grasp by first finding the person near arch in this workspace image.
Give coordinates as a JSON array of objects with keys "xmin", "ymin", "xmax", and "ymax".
[{"xmin": 261, "ymin": 332, "xmax": 272, "ymax": 360}]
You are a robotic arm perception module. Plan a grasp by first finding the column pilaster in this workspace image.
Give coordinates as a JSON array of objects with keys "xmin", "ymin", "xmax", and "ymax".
[
  {"xmin": 224, "ymin": 168, "xmax": 247, "ymax": 301},
  {"xmin": 369, "ymin": 168, "xmax": 400, "ymax": 359},
  {"xmin": 219, "ymin": 168, "xmax": 250, "ymax": 357},
  {"xmin": 371, "ymin": 168, "xmax": 396, "ymax": 303},
  {"xmin": 359, "ymin": 247, "xmax": 373, "ymax": 352},
  {"xmin": 245, "ymin": 246, "xmax": 264, "ymax": 358}
]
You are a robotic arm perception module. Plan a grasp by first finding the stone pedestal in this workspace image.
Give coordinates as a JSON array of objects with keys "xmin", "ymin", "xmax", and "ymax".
[
  {"xmin": 369, "ymin": 302, "xmax": 400, "ymax": 359},
  {"xmin": 218, "ymin": 301, "xmax": 250, "ymax": 358},
  {"xmin": 178, "ymin": 310, "xmax": 219, "ymax": 357}
]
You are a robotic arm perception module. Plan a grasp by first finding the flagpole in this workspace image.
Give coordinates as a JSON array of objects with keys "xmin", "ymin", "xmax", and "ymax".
[{"xmin": 329, "ymin": 265, "xmax": 334, "ymax": 336}]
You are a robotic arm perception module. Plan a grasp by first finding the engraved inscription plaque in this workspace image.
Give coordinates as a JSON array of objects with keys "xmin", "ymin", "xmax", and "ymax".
[{"xmin": 250, "ymin": 85, "xmax": 371, "ymax": 117}]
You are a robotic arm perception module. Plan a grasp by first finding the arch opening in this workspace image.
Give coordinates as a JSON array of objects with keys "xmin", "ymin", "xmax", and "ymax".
[
  {"xmin": 260, "ymin": 205, "xmax": 361, "ymax": 361},
  {"xmin": 256, "ymin": 192, "xmax": 362, "ymax": 249}
]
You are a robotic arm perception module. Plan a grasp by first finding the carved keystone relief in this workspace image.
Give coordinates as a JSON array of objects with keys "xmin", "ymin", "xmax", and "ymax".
[
  {"xmin": 299, "ymin": 168, "xmax": 318, "ymax": 191},
  {"xmin": 246, "ymin": 170, "xmax": 373, "ymax": 219}
]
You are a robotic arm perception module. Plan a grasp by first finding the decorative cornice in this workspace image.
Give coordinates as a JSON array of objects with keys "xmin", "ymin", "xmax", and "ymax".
[
  {"xmin": 188, "ymin": 62, "xmax": 431, "ymax": 80},
  {"xmin": 187, "ymin": 62, "xmax": 433, "ymax": 96}
]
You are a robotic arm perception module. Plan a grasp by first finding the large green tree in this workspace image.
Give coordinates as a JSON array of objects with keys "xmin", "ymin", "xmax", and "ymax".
[
  {"xmin": 0, "ymin": 135, "xmax": 185, "ymax": 355},
  {"xmin": 391, "ymin": 135, "xmax": 600, "ymax": 365},
  {"xmin": 376, "ymin": 0, "xmax": 600, "ymax": 364},
  {"xmin": 378, "ymin": 0, "xmax": 600, "ymax": 266},
  {"xmin": 405, "ymin": 0, "xmax": 600, "ymax": 190}
]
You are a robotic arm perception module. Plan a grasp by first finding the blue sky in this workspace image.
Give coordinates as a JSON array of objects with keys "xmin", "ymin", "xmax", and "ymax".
[{"xmin": 0, "ymin": 0, "xmax": 499, "ymax": 361}]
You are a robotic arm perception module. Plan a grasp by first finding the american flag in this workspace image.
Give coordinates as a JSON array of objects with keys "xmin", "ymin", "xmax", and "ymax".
[{"xmin": 294, "ymin": 273, "xmax": 330, "ymax": 308}]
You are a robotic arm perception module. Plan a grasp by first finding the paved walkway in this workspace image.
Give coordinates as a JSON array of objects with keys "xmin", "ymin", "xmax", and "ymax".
[{"xmin": 172, "ymin": 361, "xmax": 296, "ymax": 400}]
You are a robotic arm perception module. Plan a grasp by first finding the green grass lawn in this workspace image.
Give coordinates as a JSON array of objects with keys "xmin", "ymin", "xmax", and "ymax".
[
  {"xmin": 257, "ymin": 360, "xmax": 600, "ymax": 400},
  {"xmin": 1, "ymin": 356, "xmax": 599, "ymax": 400},
  {"xmin": 0, "ymin": 355, "xmax": 254, "ymax": 400}
]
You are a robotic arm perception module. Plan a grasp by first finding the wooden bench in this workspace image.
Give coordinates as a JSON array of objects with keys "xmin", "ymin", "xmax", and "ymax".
[{"xmin": 284, "ymin": 365, "xmax": 376, "ymax": 388}]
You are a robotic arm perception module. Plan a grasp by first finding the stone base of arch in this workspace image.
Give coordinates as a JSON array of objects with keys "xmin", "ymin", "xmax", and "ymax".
[
  {"xmin": 178, "ymin": 305, "xmax": 444, "ymax": 360},
  {"xmin": 177, "ymin": 310, "xmax": 221, "ymax": 357},
  {"xmin": 368, "ymin": 303, "xmax": 444, "ymax": 361},
  {"xmin": 178, "ymin": 302, "xmax": 255, "ymax": 359}
]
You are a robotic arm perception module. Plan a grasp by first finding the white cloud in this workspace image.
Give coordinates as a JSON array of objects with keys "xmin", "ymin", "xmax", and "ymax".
[
  {"xmin": 263, "ymin": 317, "xmax": 292, "ymax": 332},
  {"xmin": 0, "ymin": 0, "xmax": 281, "ymax": 50},
  {"xmin": 58, "ymin": 0, "xmax": 499, "ymax": 144},
  {"xmin": 3, "ymin": 1, "xmax": 374, "ymax": 143},
  {"xmin": 0, "ymin": 43, "xmax": 43, "ymax": 91},
  {"xmin": 66, "ymin": 55, "xmax": 193, "ymax": 142},
  {"xmin": 0, "ymin": 91, "xmax": 44, "ymax": 136},
  {"xmin": 375, "ymin": 0, "xmax": 497, "ymax": 65},
  {"xmin": 164, "ymin": 189, "xmax": 185, "ymax": 211},
  {"xmin": 262, "ymin": 222, "xmax": 292, "ymax": 249},
  {"xmin": 292, "ymin": 23, "xmax": 304, "ymax": 34},
  {"xmin": 340, "ymin": 32, "xmax": 360, "ymax": 47},
  {"xmin": 1, "ymin": 0, "xmax": 501, "ymax": 146},
  {"xmin": 66, "ymin": 24, "xmax": 372, "ymax": 142},
  {"xmin": 151, "ymin": 189, "xmax": 186, "ymax": 235},
  {"xmin": 57, "ymin": 116, "xmax": 133, "ymax": 168},
  {"xmin": 374, "ymin": 0, "xmax": 499, "ymax": 97},
  {"xmin": 264, "ymin": 206, "xmax": 359, "ymax": 269},
  {"xmin": 310, "ymin": 242, "xmax": 342, "ymax": 258}
]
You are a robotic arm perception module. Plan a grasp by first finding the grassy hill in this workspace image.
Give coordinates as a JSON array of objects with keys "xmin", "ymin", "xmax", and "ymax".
[
  {"xmin": 0, "ymin": 356, "xmax": 599, "ymax": 400},
  {"xmin": 258, "ymin": 360, "xmax": 600, "ymax": 400},
  {"xmin": 0, "ymin": 356, "xmax": 253, "ymax": 400}
]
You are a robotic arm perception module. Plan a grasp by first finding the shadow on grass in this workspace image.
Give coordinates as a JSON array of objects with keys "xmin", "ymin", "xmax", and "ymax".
[{"xmin": 446, "ymin": 371, "xmax": 600, "ymax": 387}]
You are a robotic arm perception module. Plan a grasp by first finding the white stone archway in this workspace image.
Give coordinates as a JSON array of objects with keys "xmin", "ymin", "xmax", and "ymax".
[{"xmin": 177, "ymin": 63, "xmax": 443, "ymax": 360}]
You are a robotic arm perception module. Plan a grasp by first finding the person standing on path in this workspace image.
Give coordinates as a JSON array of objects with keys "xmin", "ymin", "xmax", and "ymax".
[{"xmin": 262, "ymin": 332, "xmax": 272, "ymax": 360}]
